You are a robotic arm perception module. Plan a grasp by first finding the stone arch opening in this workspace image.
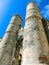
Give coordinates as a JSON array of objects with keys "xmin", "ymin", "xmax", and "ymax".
[{"xmin": 12, "ymin": 38, "xmax": 23, "ymax": 65}]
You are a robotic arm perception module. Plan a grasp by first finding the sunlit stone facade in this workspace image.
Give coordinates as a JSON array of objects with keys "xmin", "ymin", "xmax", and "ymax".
[
  {"xmin": 21, "ymin": 2, "xmax": 49, "ymax": 65},
  {"xmin": 0, "ymin": 2, "xmax": 49, "ymax": 65},
  {"xmin": 0, "ymin": 15, "xmax": 22, "ymax": 65}
]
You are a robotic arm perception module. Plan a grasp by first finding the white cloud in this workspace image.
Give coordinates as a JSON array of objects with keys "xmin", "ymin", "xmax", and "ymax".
[{"xmin": 41, "ymin": 5, "xmax": 49, "ymax": 19}]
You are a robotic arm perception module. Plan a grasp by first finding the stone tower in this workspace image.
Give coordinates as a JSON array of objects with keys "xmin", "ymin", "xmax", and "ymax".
[
  {"xmin": 21, "ymin": 2, "xmax": 49, "ymax": 65},
  {"xmin": 0, "ymin": 15, "xmax": 22, "ymax": 65},
  {"xmin": 0, "ymin": 2, "xmax": 49, "ymax": 65}
]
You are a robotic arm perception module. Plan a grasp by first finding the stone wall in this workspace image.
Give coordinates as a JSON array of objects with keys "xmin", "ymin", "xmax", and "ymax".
[
  {"xmin": 21, "ymin": 2, "xmax": 49, "ymax": 65},
  {"xmin": 0, "ymin": 14, "xmax": 22, "ymax": 65}
]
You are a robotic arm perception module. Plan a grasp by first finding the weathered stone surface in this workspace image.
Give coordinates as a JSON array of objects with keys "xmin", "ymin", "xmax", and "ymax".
[
  {"xmin": 0, "ymin": 15, "xmax": 22, "ymax": 65},
  {"xmin": 12, "ymin": 39, "xmax": 22, "ymax": 65},
  {"xmin": 0, "ymin": 2, "xmax": 49, "ymax": 65},
  {"xmin": 18, "ymin": 28, "xmax": 24, "ymax": 40},
  {"xmin": 21, "ymin": 2, "xmax": 48, "ymax": 65}
]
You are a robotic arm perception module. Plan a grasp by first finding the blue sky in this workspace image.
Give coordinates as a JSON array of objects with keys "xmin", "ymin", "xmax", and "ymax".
[{"xmin": 0, "ymin": 0, "xmax": 49, "ymax": 38}]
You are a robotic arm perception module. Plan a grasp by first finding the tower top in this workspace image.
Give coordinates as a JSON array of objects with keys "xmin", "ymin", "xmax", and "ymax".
[
  {"xmin": 27, "ymin": 2, "xmax": 37, "ymax": 5},
  {"xmin": 26, "ymin": 2, "xmax": 38, "ymax": 11},
  {"xmin": 27, "ymin": 2, "xmax": 37, "ymax": 8},
  {"xmin": 26, "ymin": 2, "xmax": 42, "ymax": 20},
  {"xmin": 13, "ymin": 14, "xmax": 22, "ymax": 21}
]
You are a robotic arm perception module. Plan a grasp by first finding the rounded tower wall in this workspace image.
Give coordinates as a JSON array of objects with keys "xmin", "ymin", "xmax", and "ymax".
[
  {"xmin": 21, "ymin": 2, "xmax": 49, "ymax": 65},
  {"xmin": 0, "ymin": 14, "xmax": 22, "ymax": 65},
  {"xmin": 26, "ymin": 2, "xmax": 42, "ymax": 20}
]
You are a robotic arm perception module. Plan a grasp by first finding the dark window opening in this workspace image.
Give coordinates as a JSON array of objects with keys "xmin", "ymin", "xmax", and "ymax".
[
  {"xmin": 34, "ymin": 27, "xmax": 39, "ymax": 30},
  {"xmin": 19, "ymin": 24, "xmax": 21, "ymax": 29}
]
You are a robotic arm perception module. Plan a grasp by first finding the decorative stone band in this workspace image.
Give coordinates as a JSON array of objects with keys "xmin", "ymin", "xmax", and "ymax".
[
  {"xmin": 5, "ymin": 30, "xmax": 18, "ymax": 36},
  {"xmin": 38, "ymin": 55, "xmax": 47, "ymax": 63},
  {"xmin": 26, "ymin": 8, "xmax": 40, "ymax": 13},
  {"xmin": 5, "ymin": 31, "xmax": 18, "ymax": 40},
  {"xmin": 5, "ymin": 31, "xmax": 16, "ymax": 34},
  {"xmin": 10, "ymin": 22, "xmax": 21, "ymax": 25},
  {"xmin": 26, "ymin": 15, "xmax": 42, "ymax": 21},
  {"xmin": 26, "ymin": 2, "xmax": 39, "ymax": 11},
  {"xmin": 24, "ymin": 27, "xmax": 45, "ymax": 32}
]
